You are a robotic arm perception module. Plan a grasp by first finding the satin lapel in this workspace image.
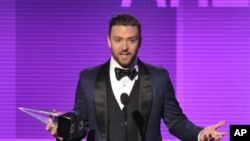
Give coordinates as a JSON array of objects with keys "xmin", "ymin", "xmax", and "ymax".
[
  {"xmin": 138, "ymin": 60, "xmax": 152, "ymax": 134},
  {"xmin": 94, "ymin": 61, "xmax": 109, "ymax": 141}
]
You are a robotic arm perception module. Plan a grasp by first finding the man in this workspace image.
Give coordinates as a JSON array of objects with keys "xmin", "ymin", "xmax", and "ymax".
[{"xmin": 46, "ymin": 13, "xmax": 226, "ymax": 141}]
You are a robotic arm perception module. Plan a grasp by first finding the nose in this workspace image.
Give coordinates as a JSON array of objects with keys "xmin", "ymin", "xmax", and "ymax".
[{"xmin": 122, "ymin": 40, "xmax": 128, "ymax": 50}]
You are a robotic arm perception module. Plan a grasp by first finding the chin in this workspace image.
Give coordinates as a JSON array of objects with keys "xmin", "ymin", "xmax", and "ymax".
[
  {"xmin": 119, "ymin": 62, "xmax": 131, "ymax": 68},
  {"xmin": 120, "ymin": 64, "xmax": 129, "ymax": 68},
  {"xmin": 116, "ymin": 57, "xmax": 133, "ymax": 67}
]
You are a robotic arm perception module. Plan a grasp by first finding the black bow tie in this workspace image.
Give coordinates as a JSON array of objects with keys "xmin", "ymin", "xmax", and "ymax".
[{"xmin": 115, "ymin": 67, "xmax": 138, "ymax": 80}]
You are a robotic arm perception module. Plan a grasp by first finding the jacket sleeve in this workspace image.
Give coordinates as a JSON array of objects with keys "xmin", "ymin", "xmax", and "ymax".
[
  {"xmin": 70, "ymin": 70, "xmax": 90, "ymax": 141},
  {"xmin": 162, "ymin": 69, "xmax": 203, "ymax": 141}
]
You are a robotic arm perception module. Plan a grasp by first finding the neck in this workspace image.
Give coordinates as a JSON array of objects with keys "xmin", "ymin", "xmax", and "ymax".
[{"xmin": 111, "ymin": 56, "xmax": 138, "ymax": 69}]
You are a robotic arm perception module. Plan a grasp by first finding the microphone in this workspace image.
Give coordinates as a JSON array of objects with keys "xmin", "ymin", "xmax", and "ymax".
[
  {"xmin": 120, "ymin": 93, "xmax": 129, "ymax": 141},
  {"xmin": 133, "ymin": 110, "xmax": 145, "ymax": 141},
  {"xmin": 120, "ymin": 93, "xmax": 129, "ymax": 106}
]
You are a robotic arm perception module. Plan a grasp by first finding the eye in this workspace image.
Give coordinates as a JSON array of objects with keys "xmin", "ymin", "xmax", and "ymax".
[
  {"xmin": 114, "ymin": 38, "xmax": 122, "ymax": 43},
  {"xmin": 129, "ymin": 38, "xmax": 137, "ymax": 43}
]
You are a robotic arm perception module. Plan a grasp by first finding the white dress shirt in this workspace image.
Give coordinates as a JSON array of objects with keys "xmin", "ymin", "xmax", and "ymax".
[{"xmin": 109, "ymin": 56, "xmax": 138, "ymax": 110}]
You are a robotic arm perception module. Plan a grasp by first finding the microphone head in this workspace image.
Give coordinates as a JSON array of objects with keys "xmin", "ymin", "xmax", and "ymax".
[{"xmin": 120, "ymin": 93, "xmax": 129, "ymax": 105}]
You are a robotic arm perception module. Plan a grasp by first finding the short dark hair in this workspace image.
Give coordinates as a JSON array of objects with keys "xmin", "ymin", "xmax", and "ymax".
[{"xmin": 108, "ymin": 13, "xmax": 141, "ymax": 37}]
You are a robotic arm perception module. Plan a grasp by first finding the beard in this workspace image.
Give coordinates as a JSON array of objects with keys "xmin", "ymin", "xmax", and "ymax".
[{"xmin": 113, "ymin": 51, "xmax": 137, "ymax": 68}]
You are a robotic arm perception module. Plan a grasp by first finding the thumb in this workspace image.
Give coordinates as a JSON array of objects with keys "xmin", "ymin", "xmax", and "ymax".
[
  {"xmin": 48, "ymin": 116, "xmax": 53, "ymax": 122},
  {"xmin": 212, "ymin": 120, "xmax": 226, "ymax": 129}
]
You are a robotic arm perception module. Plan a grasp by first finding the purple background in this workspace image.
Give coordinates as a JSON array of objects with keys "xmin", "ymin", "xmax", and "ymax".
[{"xmin": 0, "ymin": 0, "xmax": 249, "ymax": 140}]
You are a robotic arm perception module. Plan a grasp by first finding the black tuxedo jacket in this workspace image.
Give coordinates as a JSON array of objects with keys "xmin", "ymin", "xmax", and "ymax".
[{"xmin": 72, "ymin": 59, "xmax": 202, "ymax": 141}]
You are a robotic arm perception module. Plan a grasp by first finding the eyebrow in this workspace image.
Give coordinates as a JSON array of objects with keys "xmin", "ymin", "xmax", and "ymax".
[{"xmin": 113, "ymin": 36, "xmax": 138, "ymax": 39}]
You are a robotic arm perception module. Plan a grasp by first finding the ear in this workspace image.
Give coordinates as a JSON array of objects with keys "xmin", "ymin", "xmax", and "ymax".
[{"xmin": 107, "ymin": 35, "xmax": 111, "ymax": 48}]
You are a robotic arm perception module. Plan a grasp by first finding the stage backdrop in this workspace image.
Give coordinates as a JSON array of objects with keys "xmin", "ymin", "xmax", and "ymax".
[{"xmin": 0, "ymin": 0, "xmax": 249, "ymax": 141}]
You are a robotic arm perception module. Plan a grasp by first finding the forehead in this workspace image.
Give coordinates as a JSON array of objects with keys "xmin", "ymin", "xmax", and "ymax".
[{"xmin": 110, "ymin": 25, "xmax": 139, "ymax": 37}]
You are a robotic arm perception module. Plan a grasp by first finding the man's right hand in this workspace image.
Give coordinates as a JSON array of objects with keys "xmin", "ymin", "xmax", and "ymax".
[{"xmin": 45, "ymin": 116, "xmax": 63, "ymax": 141}]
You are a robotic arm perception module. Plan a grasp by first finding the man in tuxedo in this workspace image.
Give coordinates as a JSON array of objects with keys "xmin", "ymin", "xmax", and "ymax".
[{"xmin": 46, "ymin": 13, "xmax": 226, "ymax": 141}]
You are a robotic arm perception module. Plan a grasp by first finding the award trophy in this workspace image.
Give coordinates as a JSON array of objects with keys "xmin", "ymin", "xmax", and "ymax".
[
  {"xmin": 18, "ymin": 107, "xmax": 86, "ymax": 141},
  {"xmin": 57, "ymin": 111, "xmax": 86, "ymax": 141},
  {"xmin": 18, "ymin": 107, "xmax": 62, "ymax": 124}
]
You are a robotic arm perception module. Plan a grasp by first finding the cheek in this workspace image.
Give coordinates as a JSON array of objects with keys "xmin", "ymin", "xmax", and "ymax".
[
  {"xmin": 111, "ymin": 43, "xmax": 122, "ymax": 51},
  {"xmin": 111, "ymin": 46, "xmax": 119, "ymax": 54},
  {"xmin": 131, "ymin": 46, "xmax": 139, "ymax": 53}
]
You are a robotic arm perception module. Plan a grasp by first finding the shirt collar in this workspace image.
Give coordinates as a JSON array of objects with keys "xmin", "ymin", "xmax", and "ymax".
[{"xmin": 110, "ymin": 56, "xmax": 139, "ymax": 81}]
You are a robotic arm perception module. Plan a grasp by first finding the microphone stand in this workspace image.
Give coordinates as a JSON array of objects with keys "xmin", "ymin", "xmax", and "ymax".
[
  {"xmin": 132, "ymin": 110, "xmax": 145, "ymax": 141},
  {"xmin": 120, "ymin": 93, "xmax": 129, "ymax": 141}
]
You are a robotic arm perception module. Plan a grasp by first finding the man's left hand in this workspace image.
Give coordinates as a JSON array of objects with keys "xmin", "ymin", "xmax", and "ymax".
[{"xmin": 199, "ymin": 120, "xmax": 226, "ymax": 141}]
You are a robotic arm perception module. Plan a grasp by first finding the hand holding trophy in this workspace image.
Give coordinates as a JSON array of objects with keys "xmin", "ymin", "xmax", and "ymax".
[
  {"xmin": 45, "ymin": 110, "xmax": 64, "ymax": 141},
  {"xmin": 19, "ymin": 107, "xmax": 86, "ymax": 141}
]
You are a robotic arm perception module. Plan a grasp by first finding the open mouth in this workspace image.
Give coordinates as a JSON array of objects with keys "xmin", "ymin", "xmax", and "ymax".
[{"xmin": 120, "ymin": 54, "xmax": 129, "ymax": 59}]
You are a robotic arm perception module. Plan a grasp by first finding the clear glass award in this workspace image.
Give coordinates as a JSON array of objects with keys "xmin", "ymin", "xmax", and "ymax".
[
  {"xmin": 18, "ymin": 107, "xmax": 63, "ymax": 124},
  {"xmin": 19, "ymin": 107, "xmax": 86, "ymax": 140}
]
